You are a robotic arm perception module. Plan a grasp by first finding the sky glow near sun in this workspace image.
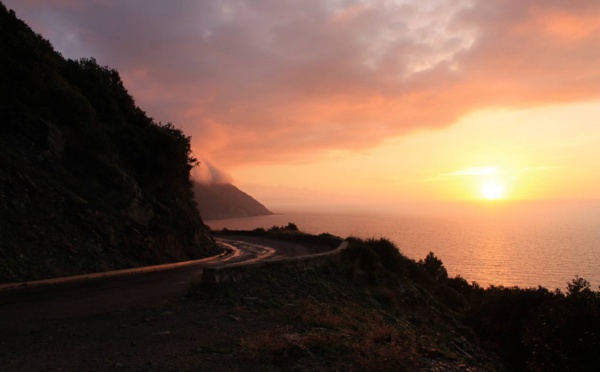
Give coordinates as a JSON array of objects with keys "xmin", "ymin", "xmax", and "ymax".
[
  {"xmin": 5, "ymin": 0, "xmax": 600, "ymax": 208},
  {"xmin": 480, "ymin": 180, "xmax": 506, "ymax": 200}
]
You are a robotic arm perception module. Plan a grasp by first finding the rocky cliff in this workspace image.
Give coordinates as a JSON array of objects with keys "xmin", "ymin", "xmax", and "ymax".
[{"xmin": 0, "ymin": 3, "xmax": 215, "ymax": 283}]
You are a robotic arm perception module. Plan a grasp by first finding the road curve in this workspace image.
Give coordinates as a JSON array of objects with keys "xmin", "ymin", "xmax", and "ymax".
[{"xmin": 0, "ymin": 237, "xmax": 305, "ymax": 325}]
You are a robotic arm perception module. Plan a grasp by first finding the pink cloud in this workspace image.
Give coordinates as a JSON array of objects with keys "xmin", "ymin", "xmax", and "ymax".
[
  {"xmin": 192, "ymin": 156, "xmax": 233, "ymax": 185},
  {"xmin": 4, "ymin": 0, "xmax": 600, "ymax": 167}
]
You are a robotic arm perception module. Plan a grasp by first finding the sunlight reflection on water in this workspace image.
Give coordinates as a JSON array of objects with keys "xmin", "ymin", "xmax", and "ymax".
[{"xmin": 205, "ymin": 201, "xmax": 600, "ymax": 290}]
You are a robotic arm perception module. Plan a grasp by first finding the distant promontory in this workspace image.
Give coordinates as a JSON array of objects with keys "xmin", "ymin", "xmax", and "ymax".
[{"xmin": 193, "ymin": 182, "xmax": 272, "ymax": 220}]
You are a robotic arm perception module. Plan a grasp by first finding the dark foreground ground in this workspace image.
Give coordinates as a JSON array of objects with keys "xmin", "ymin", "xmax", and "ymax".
[{"xmin": 1, "ymin": 256, "xmax": 501, "ymax": 371}]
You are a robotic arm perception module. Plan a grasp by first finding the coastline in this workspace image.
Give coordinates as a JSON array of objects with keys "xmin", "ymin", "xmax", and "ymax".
[{"xmin": 205, "ymin": 201, "xmax": 600, "ymax": 289}]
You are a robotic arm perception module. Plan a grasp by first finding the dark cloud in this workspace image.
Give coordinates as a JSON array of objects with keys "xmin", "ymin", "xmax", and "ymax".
[{"xmin": 5, "ymin": 0, "xmax": 600, "ymax": 166}]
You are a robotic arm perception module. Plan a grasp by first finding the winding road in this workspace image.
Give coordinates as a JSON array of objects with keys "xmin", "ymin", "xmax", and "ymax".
[{"xmin": 0, "ymin": 237, "xmax": 313, "ymax": 326}]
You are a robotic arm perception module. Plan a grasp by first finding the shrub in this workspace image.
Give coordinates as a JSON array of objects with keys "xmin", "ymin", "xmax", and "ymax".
[
  {"xmin": 524, "ymin": 277, "xmax": 600, "ymax": 371},
  {"xmin": 285, "ymin": 222, "xmax": 299, "ymax": 231},
  {"xmin": 268, "ymin": 222, "xmax": 300, "ymax": 233}
]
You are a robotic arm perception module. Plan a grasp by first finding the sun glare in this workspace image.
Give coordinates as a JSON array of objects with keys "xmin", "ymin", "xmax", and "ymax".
[{"xmin": 480, "ymin": 180, "xmax": 506, "ymax": 200}]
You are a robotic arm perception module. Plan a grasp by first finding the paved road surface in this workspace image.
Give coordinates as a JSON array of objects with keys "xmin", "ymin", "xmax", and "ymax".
[{"xmin": 0, "ymin": 237, "xmax": 294, "ymax": 327}]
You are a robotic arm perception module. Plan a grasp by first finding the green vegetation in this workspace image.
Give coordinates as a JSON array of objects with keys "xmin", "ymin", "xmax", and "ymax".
[
  {"xmin": 0, "ymin": 4, "xmax": 214, "ymax": 283},
  {"xmin": 345, "ymin": 238, "xmax": 600, "ymax": 371},
  {"xmin": 267, "ymin": 222, "xmax": 300, "ymax": 232},
  {"xmin": 192, "ymin": 240, "xmax": 492, "ymax": 371},
  {"xmin": 193, "ymin": 234, "xmax": 600, "ymax": 370}
]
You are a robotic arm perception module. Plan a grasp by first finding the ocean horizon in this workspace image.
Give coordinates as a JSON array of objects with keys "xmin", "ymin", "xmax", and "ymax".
[{"xmin": 206, "ymin": 200, "xmax": 600, "ymax": 290}]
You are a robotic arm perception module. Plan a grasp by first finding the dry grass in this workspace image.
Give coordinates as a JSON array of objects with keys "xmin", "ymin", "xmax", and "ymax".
[
  {"xmin": 192, "ymin": 245, "xmax": 500, "ymax": 371},
  {"xmin": 240, "ymin": 298, "xmax": 419, "ymax": 371}
]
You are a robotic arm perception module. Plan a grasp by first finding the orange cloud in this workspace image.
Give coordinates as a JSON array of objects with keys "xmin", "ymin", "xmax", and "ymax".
[
  {"xmin": 528, "ymin": 6, "xmax": 600, "ymax": 42},
  {"xmin": 5, "ymin": 0, "xmax": 600, "ymax": 168}
]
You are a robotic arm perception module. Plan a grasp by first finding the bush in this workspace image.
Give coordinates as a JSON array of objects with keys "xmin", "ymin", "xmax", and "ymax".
[
  {"xmin": 524, "ymin": 278, "xmax": 600, "ymax": 371},
  {"xmin": 268, "ymin": 222, "xmax": 299, "ymax": 233},
  {"xmin": 365, "ymin": 238, "xmax": 410, "ymax": 278}
]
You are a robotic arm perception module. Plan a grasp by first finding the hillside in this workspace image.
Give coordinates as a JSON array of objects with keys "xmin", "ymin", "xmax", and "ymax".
[
  {"xmin": 3, "ymin": 230, "xmax": 600, "ymax": 370},
  {"xmin": 0, "ymin": 3, "xmax": 216, "ymax": 283},
  {"xmin": 1, "ymin": 235, "xmax": 504, "ymax": 371},
  {"xmin": 193, "ymin": 182, "xmax": 272, "ymax": 220}
]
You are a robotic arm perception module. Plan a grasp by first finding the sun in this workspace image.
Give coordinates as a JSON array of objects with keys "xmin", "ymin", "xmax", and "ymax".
[{"xmin": 480, "ymin": 180, "xmax": 506, "ymax": 200}]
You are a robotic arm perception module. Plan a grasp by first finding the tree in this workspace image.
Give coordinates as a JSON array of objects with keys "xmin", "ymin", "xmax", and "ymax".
[{"xmin": 420, "ymin": 251, "xmax": 448, "ymax": 281}]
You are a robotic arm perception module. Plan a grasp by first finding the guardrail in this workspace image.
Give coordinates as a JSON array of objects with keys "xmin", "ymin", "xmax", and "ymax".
[
  {"xmin": 212, "ymin": 230, "xmax": 342, "ymax": 250},
  {"xmin": 0, "ymin": 234, "xmax": 348, "ymax": 289},
  {"xmin": 200, "ymin": 239, "xmax": 349, "ymax": 284}
]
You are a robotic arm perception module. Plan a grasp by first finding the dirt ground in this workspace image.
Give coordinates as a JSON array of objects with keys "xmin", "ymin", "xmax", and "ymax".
[
  {"xmin": 2, "ymin": 285, "xmax": 291, "ymax": 371},
  {"xmin": 1, "ymin": 256, "xmax": 500, "ymax": 372}
]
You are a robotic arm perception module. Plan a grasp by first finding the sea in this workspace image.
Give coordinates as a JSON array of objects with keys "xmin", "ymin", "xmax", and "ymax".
[{"xmin": 205, "ymin": 200, "xmax": 600, "ymax": 290}]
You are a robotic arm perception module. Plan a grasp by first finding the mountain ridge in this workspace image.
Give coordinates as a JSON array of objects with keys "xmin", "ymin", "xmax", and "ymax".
[{"xmin": 193, "ymin": 182, "xmax": 273, "ymax": 220}]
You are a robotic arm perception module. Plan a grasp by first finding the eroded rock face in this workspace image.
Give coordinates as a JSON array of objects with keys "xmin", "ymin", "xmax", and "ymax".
[
  {"xmin": 0, "ymin": 6, "xmax": 216, "ymax": 283},
  {"xmin": 45, "ymin": 121, "xmax": 64, "ymax": 160},
  {"xmin": 0, "ymin": 113, "xmax": 216, "ymax": 283},
  {"xmin": 122, "ymin": 171, "xmax": 154, "ymax": 226}
]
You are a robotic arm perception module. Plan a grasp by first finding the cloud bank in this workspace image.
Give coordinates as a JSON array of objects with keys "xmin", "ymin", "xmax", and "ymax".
[
  {"xmin": 192, "ymin": 156, "xmax": 234, "ymax": 185},
  {"xmin": 5, "ymin": 0, "xmax": 600, "ymax": 166}
]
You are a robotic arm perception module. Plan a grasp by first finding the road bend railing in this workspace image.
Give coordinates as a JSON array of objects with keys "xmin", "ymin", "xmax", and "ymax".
[{"xmin": 200, "ymin": 236, "xmax": 348, "ymax": 284}]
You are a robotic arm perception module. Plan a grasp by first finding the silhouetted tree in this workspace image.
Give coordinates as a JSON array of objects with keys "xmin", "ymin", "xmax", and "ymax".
[{"xmin": 419, "ymin": 251, "xmax": 448, "ymax": 281}]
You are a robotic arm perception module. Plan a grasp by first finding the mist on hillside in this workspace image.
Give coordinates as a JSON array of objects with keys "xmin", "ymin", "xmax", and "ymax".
[{"xmin": 192, "ymin": 157, "xmax": 233, "ymax": 185}]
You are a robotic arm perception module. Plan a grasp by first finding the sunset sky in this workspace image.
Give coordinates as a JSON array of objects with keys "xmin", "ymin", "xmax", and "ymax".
[{"xmin": 6, "ymin": 0, "xmax": 600, "ymax": 209}]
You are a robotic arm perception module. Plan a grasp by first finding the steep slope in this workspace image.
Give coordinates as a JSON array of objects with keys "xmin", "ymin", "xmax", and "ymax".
[
  {"xmin": 0, "ymin": 4, "xmax": 215, "ymax": 283},
  {"xmin": 193, "ymin": 183, "xmax": 273, "ymax": 220}
]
